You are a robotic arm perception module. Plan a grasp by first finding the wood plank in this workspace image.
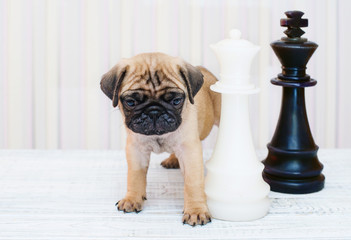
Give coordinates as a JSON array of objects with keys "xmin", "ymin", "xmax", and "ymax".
[
  {"xmin": 0, "ymin": 0, "xmax": 8, "ymax": 148},
  {"xmin": 32, "ymin": 0, "xmax": 47, "ymax": 148},
  {"xmin": 7, "ymin": 0, "xmax": 34, "ymax": 148},
  {"xmin": 106, "ymin": 0, "xmax": 123, "ymax": 150},
  {"xmin": 58, "ymin": 0, "xmax": 84, "ymax": 149},
  {"xmin": 337, "ymin": 0, "xmax": 351, "ymax": 147},
  {"xmin": 83, "ymin": 0, "xmax": 110, "ymax": 149},
  {"xmin": 257, "ymin": 0, "xmax": 271, "ymax": 149},
  {"xmin": 45, "ymin": 0, "xmax": 60, "ymax": 149},
  {"xmin": 189, "ymin": 0, "xmax": 203, "ymax": 66},
  {"xmin": 0, "ymin": 150, "xmax": 350, "ymax": 239}
]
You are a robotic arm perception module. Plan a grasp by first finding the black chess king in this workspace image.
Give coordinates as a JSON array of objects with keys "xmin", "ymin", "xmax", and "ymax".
[{"xmin": 262, "ymin": 11, "xmax": 325, "ymax": 194}]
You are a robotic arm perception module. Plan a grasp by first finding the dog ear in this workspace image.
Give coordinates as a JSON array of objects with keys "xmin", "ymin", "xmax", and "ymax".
[
  {"xmin": 100, "ymin": 64, "xmax": 128, "ymax": 107},
  {"xmin": 179, "ymin": 63, "xmax": 204, "ymax": 104}
]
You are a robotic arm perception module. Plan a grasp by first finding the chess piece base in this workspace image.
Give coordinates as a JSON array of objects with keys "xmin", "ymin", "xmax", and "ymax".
[
  {"xmin": 262, "ymin": 172, "xmax": 325, "ymax": 194},
  {"xmin": 207, "ymin": 197, "xmax": 271, "ymax": 221}
]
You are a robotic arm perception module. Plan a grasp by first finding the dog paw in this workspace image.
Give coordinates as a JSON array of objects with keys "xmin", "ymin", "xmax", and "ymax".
[
  {"xmin": 161, "ymin": 154, "xmax": 180, "ymax": 169},
  {"xmin": 182, "ymin": 207, "xmax": 212, "ymax": 226},
  {"xmin": 116, "ymin": 196, "xmax": 146, "ymax": 213}
]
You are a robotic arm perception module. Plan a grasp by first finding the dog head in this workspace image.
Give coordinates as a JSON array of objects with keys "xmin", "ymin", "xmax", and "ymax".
[{"xmin": 100, "ymin": 53, "xmax": 204, "ymax": 135}]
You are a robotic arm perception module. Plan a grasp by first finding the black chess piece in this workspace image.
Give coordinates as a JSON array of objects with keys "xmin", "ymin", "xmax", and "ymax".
[{"xmin": 262, "ymin": 11, "xmax": 325, "ymax": 194}]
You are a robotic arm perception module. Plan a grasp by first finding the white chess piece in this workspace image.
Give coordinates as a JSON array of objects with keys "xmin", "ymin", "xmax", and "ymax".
[{"xmin": 205, "ymin": 29, "xmax": 270, "ymax": 221}]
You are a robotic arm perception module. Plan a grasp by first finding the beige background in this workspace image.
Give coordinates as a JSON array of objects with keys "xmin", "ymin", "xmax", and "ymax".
[{"xmin": 0, "ymin": 0, "xmax": 349, "ymax": 149}]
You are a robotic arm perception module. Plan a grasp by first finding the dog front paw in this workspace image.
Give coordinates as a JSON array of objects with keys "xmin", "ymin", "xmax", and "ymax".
[
  {"xmin": 116, "ymin": 196, "xmax": 146, "ymax": 213},
  {"xmin": 182, "ymin": 206, "xmax": 212, "ymax": 226}
]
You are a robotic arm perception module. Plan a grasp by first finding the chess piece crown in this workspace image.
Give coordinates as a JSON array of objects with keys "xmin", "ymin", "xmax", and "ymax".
[
  {"xmin": 281, "ymin": 10, "xmax": 308, "ymax": 42},
  {"xmin": 271, "ymin": 10, "xmax": 318, "ymax": 85}
]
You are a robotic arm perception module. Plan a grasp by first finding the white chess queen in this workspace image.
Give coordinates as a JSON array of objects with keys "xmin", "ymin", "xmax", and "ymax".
[{"xmin": 205, "ymin": 29, "xmax": 270, "ymax": 221}]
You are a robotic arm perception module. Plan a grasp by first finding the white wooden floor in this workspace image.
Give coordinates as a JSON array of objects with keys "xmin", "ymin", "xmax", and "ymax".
[{"xmin": 0, "ymin": 149, "xmax": 350, "ymax": 239}]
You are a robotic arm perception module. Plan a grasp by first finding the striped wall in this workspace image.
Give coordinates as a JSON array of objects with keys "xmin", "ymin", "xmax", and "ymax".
[{"xmin": 0, "ymin": 0, "xmax": 350, "ymax": 149}]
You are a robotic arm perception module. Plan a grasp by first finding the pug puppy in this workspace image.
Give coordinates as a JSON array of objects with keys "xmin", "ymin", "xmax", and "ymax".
[{"xmin": 100, "ymin": 52, "xmax": 221, "ymax": 226}]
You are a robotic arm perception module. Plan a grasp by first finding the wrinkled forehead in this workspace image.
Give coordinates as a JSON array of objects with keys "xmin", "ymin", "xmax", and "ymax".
[
  {"xmin": 120, "ymin": 62, "xmax": 186, "ymax": 97},
  {"xmin": 120, "ymin": 87, "xmax": 185, "ymax": 103}
]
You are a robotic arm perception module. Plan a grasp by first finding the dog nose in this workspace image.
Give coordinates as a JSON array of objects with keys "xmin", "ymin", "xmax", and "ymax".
[
  {"xmin": 148, "ymin": 110, "xmax": 160, "ymax": 118},
  {"xmin": 146, "ymin": 106, "xmax": 163, "ymax": 118}
]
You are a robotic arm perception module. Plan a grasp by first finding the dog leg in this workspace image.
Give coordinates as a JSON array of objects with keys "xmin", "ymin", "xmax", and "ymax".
[
  {"xmin": 161, "ymin": 153, "xmax": 180, "ymax": 169},
  {"xmin": 117, "ymin": 141, "xmax": 150, "ymax": 213},
  {"xmin": 176, "ymin": 140, "xmax": 212, "ymax": 226}
]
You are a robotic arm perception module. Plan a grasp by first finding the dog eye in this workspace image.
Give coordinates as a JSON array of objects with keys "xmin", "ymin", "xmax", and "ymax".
[
  {"xmin": 172, "ymin": 97, "xmax": 183, "ymax": 106},
  {"xmin": 125, "ymin": 99, "xmax": 136, "ymax": 107}
]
